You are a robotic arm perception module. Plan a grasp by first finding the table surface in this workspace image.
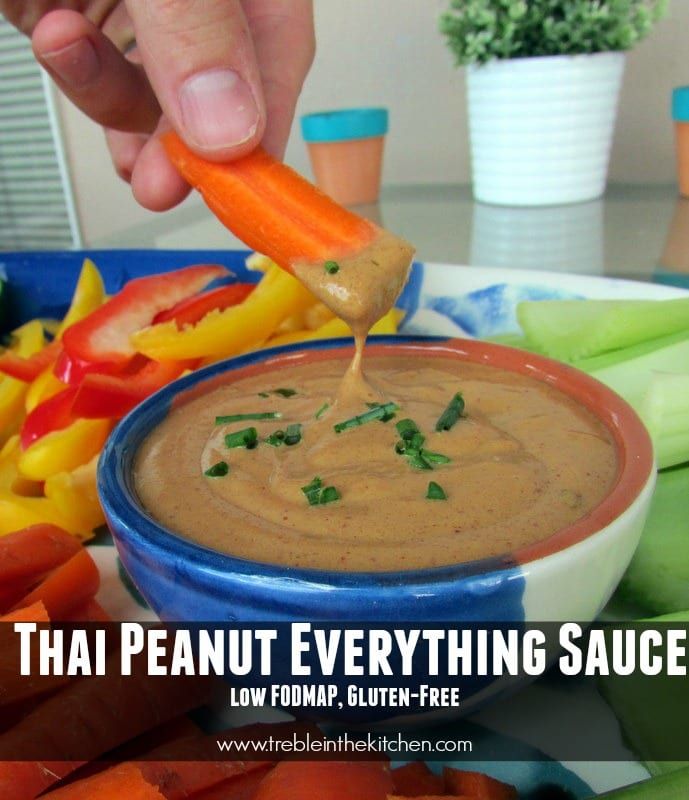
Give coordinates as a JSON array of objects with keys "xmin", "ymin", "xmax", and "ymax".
[{"xmin": 95, "ymin": 183, "xmax": 689, "ymax": 287}]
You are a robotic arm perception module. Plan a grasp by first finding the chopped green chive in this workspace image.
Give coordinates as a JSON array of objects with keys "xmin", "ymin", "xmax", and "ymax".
[
  {"xmin": 426, "ymin": 481, "xmax": 447, "ymax": 500},
  {"xmin": 396, "ymin": 418, "xmax": 420, "ymax": 441},
  {"xmin": 394, "ymin": 440, "xmax": 407, "ymax": 455},
  {"xmin": 216, "ymin": 412, "xmax": 281, "ymax": 424},
  {"xmin": 224, "ymin": 427, "xmax": 258, "ymax": 449},
  {"xmin": 258, "ymin": 391, "xmax": 270, "ymax": 398},
  {"xmin": 301, "ymin": 476, "xmax": 340, "ymax": 506},
  {"xmin": 265, "ymin": 430, "xmax": 285, "ymax": 447},
  {"xmin": 324, "ymin": 260, "xmax": 340, "ymax": 274},
  {"xmin": 366, "ymin": 402, "xmax": 396, "ymax": 422},
  {"xmin": 204, "ymin": 460, "xmax": 229, "ymax": 477},
  {"xmin": 284, "ymin": 422, "xmax": 302, "ymax": 446},
  {"xmin": 319, "ymin": 486, "xmax": 341, "ymax": 504},
  {"xmin": 409, "ymin": 432, "xmax": 426, "ymax": 450},
  {"xmin": 407, "ymin": 452, "xmax": 433, "ymax": 471},
  {"xmin": 301, "ymin": 476, "xmax": 323, "ymax": 504},
  {"xmin": 435, "ymin": 393, "xmax": 465, "ymax": 432},
  {"xmin": 421, "ymin": 449, "xmax": 452, "ymax": 465},
  {"xmin": 315, "ymin": 402, "xmax": 330, "ymax": 420},
  {"xmin": 334, "ymin": 402, "xmax": 399, "ymax": 433}
]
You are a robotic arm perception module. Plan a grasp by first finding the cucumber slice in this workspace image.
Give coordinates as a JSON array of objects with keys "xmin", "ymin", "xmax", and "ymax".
[
  {"xmin": 517, "ymin": 298, "xmax": 689, "ymax": 361},
  {"xmin": 616, "ymin": 466, "xmax": 689, "ymax": 615}
]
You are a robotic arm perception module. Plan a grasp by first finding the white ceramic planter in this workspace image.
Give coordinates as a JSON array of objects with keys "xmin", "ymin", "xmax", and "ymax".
[{"xmin": 467, "ymin": 52, "xmax": 626, "ymax": 206}]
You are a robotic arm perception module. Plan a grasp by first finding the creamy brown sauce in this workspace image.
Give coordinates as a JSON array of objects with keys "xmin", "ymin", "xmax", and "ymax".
[
  {"xmin": 134, "ymin": 356, "xmax": 618, "ymax": 572},
  {"xmin": 292, "ymin": 229, "xmax": 415, "ymax": 399}
]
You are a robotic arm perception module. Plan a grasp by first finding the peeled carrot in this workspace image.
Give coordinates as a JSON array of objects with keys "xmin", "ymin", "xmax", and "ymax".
[
  {"xmin": 163, "ymin": 133, "xmax": 378, "ymax": 271},
  {"xmin": 0, "ymin": 649, "xmax": 214, "ymax": 799},
  {"xmin": 61, "ymin": 598, "xmax": 111, "ymax": 623},
  {"xmin": 190, "ymin": 766, "xmax": 273, "ymax": 800},
  {"xmin": 392, "ymin": 762, "xmax": 445, "ymax": 795},
  {"xmin": 443, "ymin": 768, "xmax": 518, "ymax": 799},
  {"xmin": 0, "ymin": 524, "xmax": 82, "ymax": 584},
  {"xmin": 0, "ymin": 600, "xmax": 49, "ymax": 624},
  {"xmin": 253, "ymin": 761, "xmax": 394, "ymax": 800},
  {"xmin": 40, "ymin": 763, "xmax": 165, "ymax": 800},
  {"xmin": 11, "ymin": 549, "xmax": 99, "ymax": 620}
]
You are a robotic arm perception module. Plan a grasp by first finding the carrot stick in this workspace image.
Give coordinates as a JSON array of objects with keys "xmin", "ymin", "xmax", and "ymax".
[
  {"xmin": 443, "ymin": 768, "xmax": 518, "ymax": 799},
  {"xmin": 189, "ymin": 766, "xmax": 273, "ymax": 800},
  {"xmin": 61, "ymin": 598, "xmax": 111, "ymax": 623},
  {"xmin": 11, "ymin": 549, "xmax": 99, "ymax": 620},
  {"xmin": 1, "ymin": 600, "xmax": 49, "ymax": 624},
  {"xmin": 162, "ymin": 134, "xmax": 378, "ymax": 271},
  {"xmin": 0, "ymin": 649, "xmax": 215, "ymax": 799},
  {"xmin": 392, "ymin": 762, "xmax": 445, "ymax": 795},
  {"xmin": 40, "ymin": 763, "xmax": 165, "ymax": 800},
  {"xmin": 0, "ymin": 524, "xmax": 82, "ymax": 584}
]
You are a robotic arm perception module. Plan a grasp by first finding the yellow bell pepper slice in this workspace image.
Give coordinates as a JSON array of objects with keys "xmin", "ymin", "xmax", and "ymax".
[
  {"xmin": 131, "ymin": 264, "xmax": 315, "ymax": 361},
  {"xmin": 0, "ymin": 320, "xmax": 45, "ymax": 441},
  {"xmin": 18, "ymin": 417, "xmax": 112, "ymax": 482},
  {"xmin": 56, "ymin": 258, "xmax": 106, "ymax": 337},
  {"xmin": 45, "ymin": 455, "xmax": 104, "ymax": 533},
  {"xmin": 0, "ymin": 435, "xmax": 42, "ymax": 497},
  {"xmin": 25, "ymin": 367, "xmax": 66, "ymax": 412},
  {"xmin": 265, "ymin": 307, "xmax": 404, "ymax": 348}
]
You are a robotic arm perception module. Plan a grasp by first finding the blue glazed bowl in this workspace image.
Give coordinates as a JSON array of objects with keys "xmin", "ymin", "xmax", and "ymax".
[{"xmin": 99, "ymin": 336, "xmax": 654, "ymax": 632}]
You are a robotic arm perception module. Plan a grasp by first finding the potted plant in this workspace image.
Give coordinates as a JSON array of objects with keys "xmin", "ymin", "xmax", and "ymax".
[{"xmin": 440, "ymin": 0, "xmax": 668, "ymax": 206}]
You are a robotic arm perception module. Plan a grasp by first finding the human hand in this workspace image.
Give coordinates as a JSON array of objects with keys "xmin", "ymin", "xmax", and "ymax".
[{"xmin": 1, "ymin": 1, "xmax": 315, "ymax": 210}]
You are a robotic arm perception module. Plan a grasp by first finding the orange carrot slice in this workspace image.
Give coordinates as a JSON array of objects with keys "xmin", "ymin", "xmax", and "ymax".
[
  {"xmin": 253, "ymin": 761, "xmax": 393, "ymax": 800},
  {"xmin": 12, "ymin": 550, "xmax": 99, "ymax": 620},
  {"xmin": 443, "ymin": 768, "xmax": 518, "ymax": 799},
  {"xmin": 392, "ymin": 762, "xmax": 445, "ymax": 795},
  {"xmin": 0, "ymin": 524, "xmax": 82, "ymax": 585},
  {"xmin": 0, "ymin": 600, "xmax": 49, "ymax": 624},
  {"xmin": 40, "ymin": 763, "xmax": 165, "ymax": 800},
  {"xmin": 162, "ymin": 133, "xmax": 378, "ymax": 271},
  {"xmin": 190, "ymin": 766, "xmax": 273, "ymax": 800}
]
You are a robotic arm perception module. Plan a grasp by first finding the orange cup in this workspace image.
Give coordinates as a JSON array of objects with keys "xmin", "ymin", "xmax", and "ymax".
[{"xmin": 301, "ymin": 109, "xmax": 388, "ymax": 206}]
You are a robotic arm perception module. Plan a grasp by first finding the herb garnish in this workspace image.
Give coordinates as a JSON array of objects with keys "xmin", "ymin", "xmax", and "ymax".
[
  {"xmin": 265, "ymin": 430, "xmax": 285, "ymax": 447},
  {"xmin": 216, "ymin": 412, "xmax": 281, "ymax": 424},
  {"xmin": 315, "ymin": 402, "xmax": 330, "ymax": 420},
  {"xmin": 334, "ymin": 402, "xmax": 399, "ymax": 433},
  {"xmin": 394, "ymin": 417, "xmax": 451, "ymax": 470},
  {"xmin": 396, "ymin": 419, "xmax": 420, "ymax": 441},
  {"xmin": 284, "ymin": 423, "xmax": 302, "ymax": 446},
  {"xmin": 301, "ymin": 476, "xmax": 341, "ymax": 506},
  {"xmin": 204, "ymin": 461, "xmax": 229, "ymax": 477},
  {"xmin": 435, "ymin": 393, "xmax": 465, "ymax": 431},
  {"xmin": 426, "ymin": 481, "xmax": 447, "ymax": 500},
  {"xmin": 224, "ymin": 427, "xmax": 258, "ymax": 449},
  {"xmin": 324, "ymin": 260, "xmax": 340, "ymax": 274},
  {"xmin": 366, "ymin": 402, "xmax": 396, "ymax": 422}
]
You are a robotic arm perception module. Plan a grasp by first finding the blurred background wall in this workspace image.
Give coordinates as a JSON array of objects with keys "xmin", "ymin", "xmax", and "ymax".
[{"xmin": 53, "ymin": 0, "xmax": 689, "ymax": 244}]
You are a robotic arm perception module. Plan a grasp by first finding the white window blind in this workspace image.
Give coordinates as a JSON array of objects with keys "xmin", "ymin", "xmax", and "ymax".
[{"xmin": 0, "ymin": 19, "xmax": 81, "ymax": 250}]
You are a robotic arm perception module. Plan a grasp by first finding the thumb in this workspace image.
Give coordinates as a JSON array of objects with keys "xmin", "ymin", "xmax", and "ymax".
[{"xmin": 125, "ymin": 0, "xmax": 265, "ymax": 159}]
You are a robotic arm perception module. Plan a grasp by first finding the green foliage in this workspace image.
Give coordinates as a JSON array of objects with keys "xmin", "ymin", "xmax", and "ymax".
[{"xmin": 439, "ymin": 0, "xmax": 668, "ymax": 66}]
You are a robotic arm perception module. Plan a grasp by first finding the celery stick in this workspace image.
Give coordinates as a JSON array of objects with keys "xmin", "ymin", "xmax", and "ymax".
[
  {"xmin": 589, "ymin": 766, "xmax": 689, "ymax": 798},
  {"xmin": 616, "ymin": 465, "xmax": 689, "ymax": 615},
  {"xmin": 517, "ymin": 298, "xmax": 689, "ymax": 361},
  {"xmin": 639, "ymin": 372, "xmax": 689, "ymax": 469}
]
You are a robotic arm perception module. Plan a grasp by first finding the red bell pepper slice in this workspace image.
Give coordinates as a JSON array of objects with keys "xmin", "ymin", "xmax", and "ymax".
[
  {"xmin": 61, "ymin": 264, "xmax": 228, "ymax": 367},
  {"xmin": 53, "ymin": 348, "xmax": 126, "ymax": 386},
  {"xmin": 71, "ymin": 358, "xmax": 192, "ymax": 419},
  {"xmin": 20, "ymin": 386, "xmax": 79, "ymax": 450},
  {"xmin": 152, "ymin": 282, "xmax": 255, "ymax": 327},
  {"xmin": 0, "ymin": 340, "xmax": 62, "ymax": 382}
]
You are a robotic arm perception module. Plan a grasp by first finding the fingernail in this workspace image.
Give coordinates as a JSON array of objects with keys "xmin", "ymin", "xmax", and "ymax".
[
  {"xmin": 179, "ymin": 69, "xmax": 259, "ymax": 150},
  {"xmin": 42, "ymin": 38, "xmax": 99, "ymax": 89}
]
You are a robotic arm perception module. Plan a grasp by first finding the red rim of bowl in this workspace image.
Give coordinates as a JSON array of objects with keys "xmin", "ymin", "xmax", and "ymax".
[{"xmin": 170, "ymin": 337, "xmax": 654, "ymax": 570}]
